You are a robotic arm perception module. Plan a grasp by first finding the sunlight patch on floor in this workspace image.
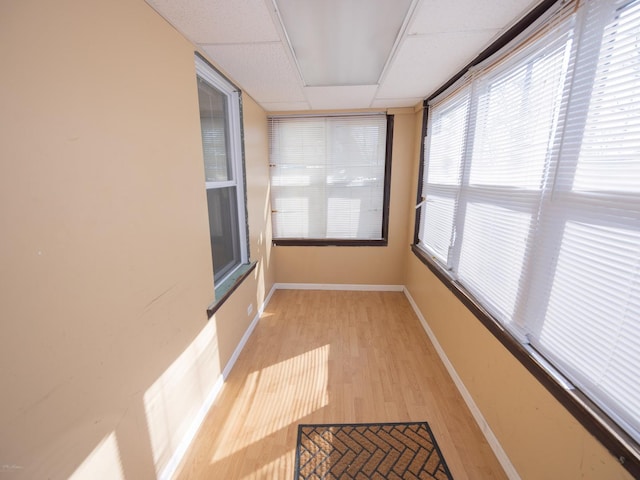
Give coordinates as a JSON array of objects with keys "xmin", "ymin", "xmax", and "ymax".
[
  {"xmin": 211, "ymin": 344, "xmax": 330, "ymax": 463},
  {"xmin": 241, "ymin": 448, "xmax": 296, "ymax": 480},
  {"xmin": 144, "ymin": 319, "xmax": 222, "ymax": 477}
]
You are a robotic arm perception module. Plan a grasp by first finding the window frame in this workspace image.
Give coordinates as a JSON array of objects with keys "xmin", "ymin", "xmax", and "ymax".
[
  {"xmin": 195, "ymin": 53, "xmax": 250, "ymax": 295},
  {"xmin": 411, "ymin": 0, "xmax": 640, "ymax": 477},
  {"xmin": 269, "ymin": 114, "xmax": 394, "ymax": 247}
]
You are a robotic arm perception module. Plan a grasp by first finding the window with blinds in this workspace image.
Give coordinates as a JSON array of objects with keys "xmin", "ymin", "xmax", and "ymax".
[
  {"xmin": 268, "ymin": 114, "xmax": 392, "ymax": 245},
  {"xmin": 416, "ymin": 0, "xmax": 640, "ymax": 451}
]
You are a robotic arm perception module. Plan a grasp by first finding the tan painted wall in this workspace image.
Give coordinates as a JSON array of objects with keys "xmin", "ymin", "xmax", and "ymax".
[
  {"xmin": 0, "ymin": 1, "xmax": 273, "ymax": 479},
  {"xmin": 273, "ymin": 109, "xmax": 415, "ymax": 286},
  {"xmin": 403, "ymin": 111, "xmax": 632, "ymax": 480},
  {"xmin": 0, "ymin": 0, "xmax": 630, "ymax": 478}
]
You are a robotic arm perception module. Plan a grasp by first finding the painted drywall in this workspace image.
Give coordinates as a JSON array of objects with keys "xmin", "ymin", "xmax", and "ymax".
[
  {"xmin": 0, "ymin": 1, "xmax": 273, "ymax": 479},
  {"xmin": 273, "ymin": 109, "xmax": 415, "ymax": 286},
  {"xmin": 403, "ymin": 110, "xmax": 633, "ymax": 480}
]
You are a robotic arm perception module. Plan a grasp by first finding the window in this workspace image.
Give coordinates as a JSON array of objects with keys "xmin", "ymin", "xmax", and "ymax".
[
  {"xmin": 268, "ymin": 114, "xmax": 393, "ymax": 246},
  {"xmin": 415, "ymin": 0, "xmax": 640, "ymax": 471},
  {"xmin": 195, "ymin": 55, "xmax": 249, "ymax": 286}
]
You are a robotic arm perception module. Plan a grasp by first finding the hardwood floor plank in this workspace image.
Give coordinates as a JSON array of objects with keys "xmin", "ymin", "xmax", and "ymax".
[{"xmin": 175, "ymin": 290, "xmax": 508, "ymax": 479}]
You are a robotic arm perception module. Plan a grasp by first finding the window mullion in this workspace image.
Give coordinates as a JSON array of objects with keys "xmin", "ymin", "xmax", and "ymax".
[
  {"xmin": 321, "ymin": 119, "xmax": 330, "ymax": 238},
  {"xmin": 447, "ymin": 79, "xmax": 479, "ymax": 273},
  {"xmin": 548, "ymin": 2, "xmax": 608, "ymax": 194},
  {"xmin": 520, "ymin": 2, "xmax": 610, "ymax": 341}
]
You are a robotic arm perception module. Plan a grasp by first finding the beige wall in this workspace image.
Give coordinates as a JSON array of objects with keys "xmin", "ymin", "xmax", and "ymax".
[
  {"xmin": 0, "ymin": 1, "xmax": 273, "ymax": 479},
  {"xmin": 0, "ymin": 0, "xmax": 632, "ymax": 479},
  {"xmin": 273, "ymin": 109, "xmax": 415, "ymax": 286},
  {"xmin": 403, "ymin": 111, "xmax": 632, "ymax": 480}
]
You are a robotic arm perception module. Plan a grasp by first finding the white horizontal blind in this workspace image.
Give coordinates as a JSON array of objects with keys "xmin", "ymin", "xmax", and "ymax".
[
  {"xmin": 457, "ymin": 19, "xmax": 575, "ymax": 325},
  {"xmin": 525, "ymin": 0, "xmax": 640, "ymax": 442},
  {"xmin": 269, "ymin": 114, "xmax": 388, "ymax": 240},
  {"xmin": 417, "ymin": 0, "xmax": 640, "ymax": 444},
  {"xmin": 421, "ymin": 88, "xmax": 470, "ymax": 262}
]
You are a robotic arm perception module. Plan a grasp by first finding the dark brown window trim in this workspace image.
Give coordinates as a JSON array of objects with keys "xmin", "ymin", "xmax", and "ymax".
[
  {"xmin": 273, "ymin": 239, "xmax": 388, "ymax": 247},
  {"xmin": 206, "ymin": 261, "xmax": 257, "ymax": 319},
  {"xmin": 411, "ymin": 244, "xmax": 640, "ymax": 478},
  {"xmin": 381, "ymin": 114, "xmax": 394, "ymax": 243},
  {"xmin": 413, "ymin": 107, "xmax": 429, "ymax": 245},
  {"xmin": 423, "ymin": 0, "xmax": 559, "ymax": 106},
  {"xmin": 272, "ymin": 114, "xmax": 394, "ymax": 247}
]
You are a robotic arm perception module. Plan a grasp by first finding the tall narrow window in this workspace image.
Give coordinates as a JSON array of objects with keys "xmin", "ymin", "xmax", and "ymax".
[
  {"xmin": 415, "ymin": 0, "xmax": 640, "ymax": 465},
  {"xmin": 196, "ymin": 55, "xmax": 248, "ymax": 286},
  {"xmin": 268, "ymin": 114, "xmax": 392, "ymax": 246}
]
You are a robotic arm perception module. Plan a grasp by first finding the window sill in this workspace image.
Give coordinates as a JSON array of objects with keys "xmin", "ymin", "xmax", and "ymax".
[
  {"xmin": 410, "ymin": 243, "xmax": 640, "ymax": 478},
  {"xmin": 206, "ymin": 261, "xmax": 257, "ymax": 319},
  {"xmin": 273, "ymin": 239, "xmax": 388, "ymax": 247}
]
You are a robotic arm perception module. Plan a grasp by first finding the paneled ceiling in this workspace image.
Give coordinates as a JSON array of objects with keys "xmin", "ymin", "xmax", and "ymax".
[{"xmin": 146, "ymin": 0, "xmax": 539, "ymax": 112}]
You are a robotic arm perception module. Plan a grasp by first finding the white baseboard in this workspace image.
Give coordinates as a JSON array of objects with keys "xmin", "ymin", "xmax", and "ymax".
[
  {"xmin": 402, "ymin": 287, "xmax": 521, "ymax": 480},
  {"xmin": 274, "ymin": 282, "xmax": 404, "ymax": 292},
  {"xmin": 221, "ymin": 285, "xmax": 275, "ymax": 379},
  {"xmin": 160, "ymin": 283, "xmax": 277, "ymax": 480},
  {"xmin": 159, "ymin": 375, "xmax": 224, "ymax": 480}
]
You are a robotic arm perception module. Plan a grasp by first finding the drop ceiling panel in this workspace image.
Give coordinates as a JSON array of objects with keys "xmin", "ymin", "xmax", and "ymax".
[
  {"xmin": 147, "ymin": 0, "xmax": 545, "ymax": 112},
  {"xmin": 304, "ymin": 85, "xmax": 379, "ymax": 110},
  {"xmin": 275, "ymin": 0, "xmax": 413, "ymax": 86},
  {"xmin": 146, "ymin": 0, "xmax": 280, "ymax": 44},
  {"xmin": 262, "ymin": 101, "xmax": 311, "ymax": 112},
  {"xmin": 201, "ymin": 43, "xmax": 305, "ymax": 104},
  {"xmin": 371, "ymin": 97, "xmax": 424, "ymax": 109},
  {"xmin": 409, "ymin": 0, "xmax": 537, "ymax": 34},
  {"xmin": 376, "ymin": 30, "xmax": 501, "ymax": 100}
]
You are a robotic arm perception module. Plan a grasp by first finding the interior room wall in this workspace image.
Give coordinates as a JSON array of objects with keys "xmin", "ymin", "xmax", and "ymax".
[
  {"xmin": 1, "ymin": 0, "xmax": 631, "ymax": 478},
  {"xmin": 273, "ymin": 108, "xmax": 416, "ymax": 287},
  {"xmin": 403, "ymin": 110, "xmax": 633, "ymax": 480},
  {"xmin": 0, "ymin": 1, "xmax": 273, "ymax": 479}
]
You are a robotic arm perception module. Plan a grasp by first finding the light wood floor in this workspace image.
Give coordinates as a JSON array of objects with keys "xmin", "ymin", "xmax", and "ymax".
[{"xmin": 175, "ymin": 290, "xmax": 508, "ymax": 479}]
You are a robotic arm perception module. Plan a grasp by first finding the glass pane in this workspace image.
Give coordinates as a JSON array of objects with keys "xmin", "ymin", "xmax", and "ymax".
[
  {"xmin": 536, "ymin": 220, "xmax": 640, "ymax": 441},
  {"xmin": 426, "ymin": 92, "xmax": 470, "ymax": 185},
  {"xmin": 421, "ymin": 194, "xmax": 455, "ymax": 263},
  {"xmin": 270, "ymin": 119, "xmax": 326, "ymax": 166},
  {"xmin": 458, "ymin": 202, "xmax": 532, "ymax": 320},
  {"xmin": 206, "ymin": 187, "xmax": 240, "ymax": 282},
  {"xmin": 326, "ymin": 184, "xmax": 382, "ymax": 239},
  {"xmin": 573, "ymin": 1, "xmax": 640, "ymax": 193},
  {"xmin": 329, "ymin": 121, "xmax": 386, "ymax": 168},
  {"xmin": 198, "ymin": 77, "xmax": 232, "ymax": 182},
  {"xmin": 272, "ymin": 192, "xmax": 310, "ymax": 238},
  {"xmin": 470, "ymin": 34, "xmax": 571, "ymax": 188}
]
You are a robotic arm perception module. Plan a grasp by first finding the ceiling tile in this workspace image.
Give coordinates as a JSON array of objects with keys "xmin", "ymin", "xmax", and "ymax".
[
  {"xmin": 148, "ymin": 0, "xmax": 542, "ymax": 112},
  {"xmin": 304, "ymin": 86, "xmax": 379, "ymax": 110},
  {"xmin": 371, "ymin": 97, "xmax": 423, "ymax": 109},
  {"xmin": 275, "ymin": 0, "xmax": 413, "ymax": 86},
  {"xmin": 409, "ymin": 0, "xmax": 536, "ymax": 34},
  {"xmin": 377, "ymin": 30, "xmax": 500, "ymax": 100},
  {"xmin": 146, "ymin": 0, "xmax": 280, "ymax": 44},
  {"xmin": 201, "ymin": 43, "xmax": 305, "ymax": 104},
  {"xmin": 261, "ymin": 101, "xmax": 311, "ymax": 112}
]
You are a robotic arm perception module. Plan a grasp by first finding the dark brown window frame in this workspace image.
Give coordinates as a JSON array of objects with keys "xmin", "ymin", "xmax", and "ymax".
[
  {"xmin": 411, "ymin": 1, "xmax": 640, "ymax": 477},
  {"xmin": 272, "ymin": 114, "xmax": 394, "ymax": 247}
]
